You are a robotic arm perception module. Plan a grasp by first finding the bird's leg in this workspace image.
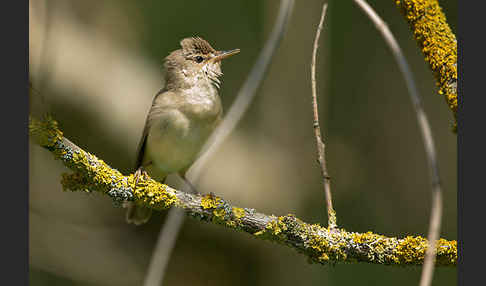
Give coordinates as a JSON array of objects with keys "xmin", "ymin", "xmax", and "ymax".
[
  {"xmin": 133, "ymin": 168, "xmax": 143, "ymax": 185},
  {"xmin": 134, "ymin": 163, "xmax": 151, "ymax": 185}
]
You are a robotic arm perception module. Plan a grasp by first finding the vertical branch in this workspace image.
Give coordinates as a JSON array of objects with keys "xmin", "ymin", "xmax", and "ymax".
[
  {"xmin": 352, "ymin": 1, "xmax": 443, "ymax": 285},
  {"xmin": 310, "ymin": 3, "xmax": 336, "ymax": 229},
  {"xmin": 189, "ymin": 0, "xmax": 295, "ymax": 173},
  {"xmin": 143, "ymin": 206, "xmax": 186, "ymax": 286},
  {"xmin": 143, "ymin": 1, "xmax": 295, "ymax": 285}
]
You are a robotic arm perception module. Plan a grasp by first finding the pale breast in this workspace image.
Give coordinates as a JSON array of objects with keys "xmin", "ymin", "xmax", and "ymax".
[{"xmin": 144, "ymin": 101, "xmax": 221, "ymax": 176}]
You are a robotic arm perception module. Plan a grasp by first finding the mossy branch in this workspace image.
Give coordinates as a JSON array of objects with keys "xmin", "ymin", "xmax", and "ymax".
[
  {"xmin": 395, "ymin": 0, "xmax": 457, "ymax": 131},
  {"xmin": 29, "ymin": 116, "xmax": 457, "ymax": 267}
]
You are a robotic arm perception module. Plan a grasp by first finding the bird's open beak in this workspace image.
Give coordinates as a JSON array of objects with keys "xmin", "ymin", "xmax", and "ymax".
[{"xmin": 212, "ymin": 49, "xmax": 240, "ymax": 62}]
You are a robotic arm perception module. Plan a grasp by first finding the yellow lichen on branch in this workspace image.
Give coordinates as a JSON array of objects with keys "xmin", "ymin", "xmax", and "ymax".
[
  {"xmin": 29, "ymin": 116, "xmax": 457, "ymax": 267},
  {"xmin": 29, "ymin": 116, "xmax": 178, "ymax": 209},
  {"xmin": 29, "ymin": 116, "xmax": 63, "ymax": 148},
  {"xmin": 254, "ymin": 215, "xmax": 456, "ymax": 266},
  {"xmin": 395, "ymin": 0, "xmax": 457, "ymax": 131},
  {"xmin": 201, "ymin": 193, "xmax": 223, "ymax": 209}
]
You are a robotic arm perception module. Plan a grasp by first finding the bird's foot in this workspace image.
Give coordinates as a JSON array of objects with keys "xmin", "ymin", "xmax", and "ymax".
[{"xmin": 134, "ymin": 167, "xmax": 150, "ymax": 186}]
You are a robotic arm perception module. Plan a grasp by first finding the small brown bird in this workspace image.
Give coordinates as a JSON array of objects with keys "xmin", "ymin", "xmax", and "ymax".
[{"xmin": 125, "ymin": 37, "xmax": 240, "ymax": 225}]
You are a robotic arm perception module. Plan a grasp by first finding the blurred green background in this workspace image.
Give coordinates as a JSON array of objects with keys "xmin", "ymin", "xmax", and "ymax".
[{"xmin": 29, "ymin": 0, "xmax": 457, "ymax": 285}]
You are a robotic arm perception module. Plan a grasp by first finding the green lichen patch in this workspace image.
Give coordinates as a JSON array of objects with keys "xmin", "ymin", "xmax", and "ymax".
[
  {"xmin": 393, "ymin": 236, "xmax": 457, "ymax": 266},
  {"xmin": 305, "ymin": 225, "xmax": 348, "ymax": 263},
  {"xmin": 212, "ymin": 208, "xmax": 230, "ymax": 225},
  {"xmin": 201, "ymin": 198, "xmax": 249, "ymax": 229},
  {"xmin": 394, "ymin": 235, "xmax": 428, "ymax": 264},
  {"xmin": 435, "ymin": 238, "xmax": 457, "ymax": 266},
  {"xmin": 69, "ymin": 151, "xmax": 122, "ymax": 186},
  {"xmin": 267, "ymin": 216, "xmax": 289, "ymax": 236},
  {"xmin": 29, "ymin": 116, "xmax": 63, "ymax": 148},
  {"xmin": 349, "ymin": 231, "xmax": 398, "ymax": 264},
  {"xmin": 232, "ymin": 207, "xmax": 246, "ymax": 219},
  {"xmin": 305, "ymin": 227, "xmax": 332, "ymax": 263},
  {"xmin": 254, "ymin": 215, "xmax": 292, "ymax": 241},
  {"xmin": 130, "ymin": 175, "xmax": 177, "ymax": 210},
  {"xmin": 254, "ymin": 215, "xmax": 345, "ymax": 263},
  {"xmin": 253, "ymin": 218, "xmax": 457, "ymax": 267}
]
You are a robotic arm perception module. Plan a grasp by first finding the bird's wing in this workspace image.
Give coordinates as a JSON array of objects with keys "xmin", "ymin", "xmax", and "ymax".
[
  {"xmin": 134, "ymin": 127, "xmax": 148, "ymax": 170},
  {"xmin": 134, "ymin": 88, "xmax": 167, "ymax": 170}
]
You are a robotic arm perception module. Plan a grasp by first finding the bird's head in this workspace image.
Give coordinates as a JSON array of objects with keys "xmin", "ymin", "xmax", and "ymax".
[{"xmin": 164, "ymin": 37, "xmax": 240, "ymax": 89}]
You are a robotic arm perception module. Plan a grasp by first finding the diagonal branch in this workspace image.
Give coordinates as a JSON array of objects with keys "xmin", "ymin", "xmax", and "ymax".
[
  {"xmin": 395, "ymin": 0, "xmax": 457, "ymax": 132},
  {"xmin": 29, "ymin": 116, "xmax": 457, "ymax": 267},
  {"xmin": 310, "ymin": 3, "xmax": 336, "ymax": 229}
]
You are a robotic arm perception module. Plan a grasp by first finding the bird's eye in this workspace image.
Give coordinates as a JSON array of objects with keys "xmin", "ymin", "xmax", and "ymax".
[{"xmin": 195, "ymin": 56, "xmax": 204, "ymax": 63}]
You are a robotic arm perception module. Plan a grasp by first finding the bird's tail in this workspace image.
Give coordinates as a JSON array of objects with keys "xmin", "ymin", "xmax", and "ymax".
[{"xmin": 125, "ymin": 201, "xmax": 153, "ymax": 225}]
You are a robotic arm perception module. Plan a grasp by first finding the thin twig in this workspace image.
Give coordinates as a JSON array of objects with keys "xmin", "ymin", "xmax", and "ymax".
[
  {"xmin": 189, "ymin": 0, "xmax": 295, "ymax": 174},
  {"xmin": 143, "ymin": 179, "xmax": 197, "ymax": 286},
  {"xmin": 352, "ymin": 1, "xmax": 443, "ymax": 286},
  {"xmin": 310, "ymin": 3, "xmax": 336, "ymax": 229},
  {"xmin": 144, "ymin": 1, "xmax": 295, "ymax": 285},
  {"xmin": 142, "ymin": 206, "xmax": 186, "ymax": 286}
]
